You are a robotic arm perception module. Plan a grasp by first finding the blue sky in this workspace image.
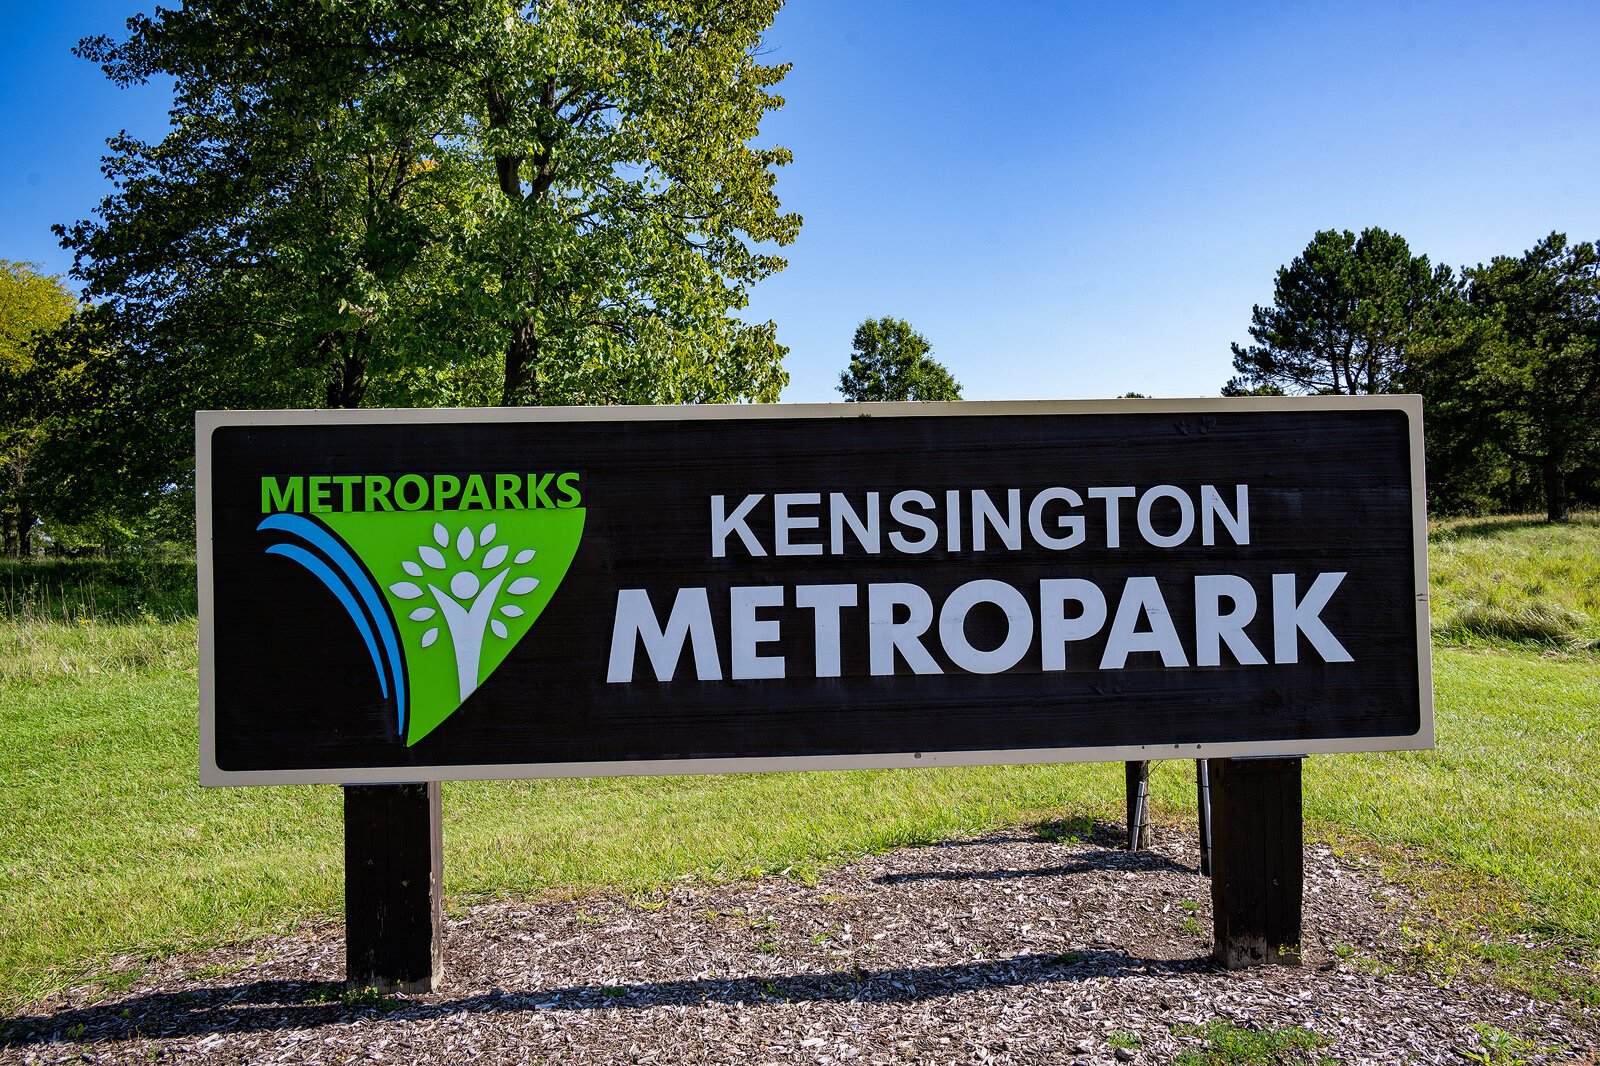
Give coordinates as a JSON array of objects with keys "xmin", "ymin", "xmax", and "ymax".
[{"xmin": 5, "ymin": 1, "xmax": 1598, "ymax": 402}]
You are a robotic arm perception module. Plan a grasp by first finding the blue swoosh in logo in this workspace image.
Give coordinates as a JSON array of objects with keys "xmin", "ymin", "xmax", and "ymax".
[{"xmin": 257, "ymin": 513, "xmax": 409, "ymax": 737}]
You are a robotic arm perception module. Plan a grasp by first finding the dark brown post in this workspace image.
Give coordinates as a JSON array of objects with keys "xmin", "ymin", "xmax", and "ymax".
[
  {"xmin": 1124, "ymin": 761, "xmax": 1152, "ymax": 850},
  {"xmin": 1209, "ymin": 757, "xmax": 1302, "ymax": 968},
  {"xmin": 344, "ymin": 782, "xmax": 443, "ymax": 993}
]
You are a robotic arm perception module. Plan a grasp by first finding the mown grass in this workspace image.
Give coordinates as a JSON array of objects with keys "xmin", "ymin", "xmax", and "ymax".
[
  {"xmin": 1131, "ymin": 647, "xmax": 1600, "ymax": 942},
  {"xmin": 0, "ymin": 627, "xmax": 1131, "ymax": 1008},
  {"xmin": 4, "ymin": 629, "xmax": 1595, "ymax": 1011},
  {"xmin": 1139, "ymin": 648, "xmax": 1600, "ymax": 1009},
  {"xmin": 1, "ymin": 514, "xmax": 1597, "ymax": 1011}
]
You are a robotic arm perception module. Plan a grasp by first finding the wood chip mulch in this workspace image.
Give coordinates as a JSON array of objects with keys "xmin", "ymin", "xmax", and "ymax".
[{"xmin": 3, "ymin": 823, "xmax": 1595, "ymax": 1064}]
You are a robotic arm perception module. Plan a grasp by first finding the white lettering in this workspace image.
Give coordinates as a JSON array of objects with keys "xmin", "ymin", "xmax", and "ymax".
[
  {"xmin": 710, "ymin": 494, "xmax": 765, "ymax": 558},
  {"xmin": 1136, "ymin": 485, "xmax": 1195, "ymax": 548},
  {"xmin": 1201, "ymin": 484, "xmax": 1250, "ymax": 546},
  {"xmin": 774, "ymin": 493, "xmax": 822, "ymax": 556},
  {"xmin": 1087, "ymin": 486, "xmax": 1135, "ymax": 548},
  {"xmin": 607, "ymin": 588, "xmax": 722, "ymax": 682},
  {"xmin": 971, "ymin": 489, "xmax": 1023, "ymax": 551},
  {"xmin": 1039, "ymin": 578, "xmax": 1108, "ymax": 670},
  {"xmin": 887, "ymin": 491, "xmax": 938, "ymax": 553},
  {"xmin": 1101, "ymin": 577, "xmax": 1189, "ymax": 668},
  {"xmin": 830, "ymin": 492, "xmax": 880, "ymax": 554},
  {"xmin": 796, "ymin": 583, "xmax": 857, "ymax": 677},
  {"xmin": 1027, "ymin": 488, "xmax": 1086, "ymax": 550},
  {"xmin": 939, "ymin": 579, "xmax": 1033, "ymax": 674},
  {"xmin": 1272, "ymin": 572, "xmax": 1353, "ymax": 663},
  {"xmin": 868, "ymin": 582, "xmax": 942, "ymax": 675},
  {"xmin": 730, "ymin": 586, "xmax": 785, "ymax": 679},
  {"xmin": 1194, "ymin": 574, "xmax": 1265, "ymax": 666}
]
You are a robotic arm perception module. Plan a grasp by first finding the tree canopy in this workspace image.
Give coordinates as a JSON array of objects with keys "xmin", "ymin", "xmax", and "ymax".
[
  {"xmin": 1, "ymin": 263, "xmax": 77, "ymax": 553},
  {"xmin": 0, "ymin": 262, "xmax": 76, "ymax": 373},
  {"xmin": 1227, "ymin": 228, "xmax": 1600, "ymax": 521},
  {"xmin": 1226, "ymin": 228, "xmax": 1456, "ymax": 396},
  {"xmin": 59, "ymin": 0, "xmax": 800, "ymax": 424},
  {"xmin": 837, "ymin": 318, "xmax": 961, "ymax": 402},
  {"xmin": 0, "ymin": 264, "xmax": 114, "ymax": 556},
  {"xmin": 1454, "ymin": 234, "xmax": 1600, "ymax": 521}
]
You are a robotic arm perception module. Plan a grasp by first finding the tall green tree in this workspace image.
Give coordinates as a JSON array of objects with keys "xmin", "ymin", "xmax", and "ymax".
[
  {"xmin": 837, "ymin": 318, "xmax": 961, "ymax": 402},
  {"xmin": 60, "ymin": 4, "xmax": 492, "ymax": 414},
  {"xmin": 1456, "ymin": 234, "xmax": 1600, "ymax": 522},
  {"xmin": 0, "ymin": 263, "xmax": 79, "ymax": 555},
  {"xmin": 59, "ymin": 0, "xmax": 800, "ymax": 476},
  {"xmin": 1226, "ymin": 228, "xmax": 1456, "ymax": 396},
  {"xmin": 466, "ymin": 0, "xmax": 800, "ymax": 405}
]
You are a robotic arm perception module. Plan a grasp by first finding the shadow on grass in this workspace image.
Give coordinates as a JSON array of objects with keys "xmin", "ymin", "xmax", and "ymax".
[{"xmin": 0, "ymin": 950, "xmax": 1212, "ymax": 1047}]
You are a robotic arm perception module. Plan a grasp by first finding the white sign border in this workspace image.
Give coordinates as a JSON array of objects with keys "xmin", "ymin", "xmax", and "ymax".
[{"xmin": 197, "ymin": 395, "xmax": 1434, "ymax": 787}]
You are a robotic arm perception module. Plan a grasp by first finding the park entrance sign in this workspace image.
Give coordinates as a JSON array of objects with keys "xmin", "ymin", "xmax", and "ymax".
[{"xmin": 198, "ymin": 397, "xmax": 1432, "ymax": 786}]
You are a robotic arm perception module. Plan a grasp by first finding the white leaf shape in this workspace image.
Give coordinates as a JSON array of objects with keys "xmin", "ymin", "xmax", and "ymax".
[
  {"xmin": 409, "ymin": 606, "xmax": 435, "ymax": 622},
  {"xmin": 421, "ymin": 627, "xmax": 439, "ymax": 648},
  {"xmin": 500, "ymin": 604, "xmax": 525, "ymax": 618},
  {"xmin": 402, "ymin": 560, "xmax": 423, "ymax": 577},
  {"xmin": 480, "ymin": 523, "xmax": 497, "ymax": 546},
  {"xmin": 491, "ymin": 619, "xmax": 508, "ymax": 639},
  {"xmin": 390, "ymin": 582, "xmax": 424, "ymax": 600},
  {"xmin": 433, "ymin": 523, "xmax": 448, "ymax": 547},
  {"xmin": 419, "ymin": 546, "xmax": 447, "ymax": 570},
  {"xmin": 481, "ymin": 544, "xmax": 508, "ymax": 569},
  {"xmin": 507, "ymin": 576, "xmax": 540, "ymax": 595},
  {"xmin": 514, "ymin": 549, "xmax": 536, "ymax": 564},
  {"xmin": 456, "ymin": 526, "xmax": 474, "ymax": 560}
]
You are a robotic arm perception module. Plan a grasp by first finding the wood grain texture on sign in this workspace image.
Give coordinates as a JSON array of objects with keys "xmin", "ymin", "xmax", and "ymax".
[{"xmin": 200, "ymin": 402, "xmax": 1428, "ymax": 783}]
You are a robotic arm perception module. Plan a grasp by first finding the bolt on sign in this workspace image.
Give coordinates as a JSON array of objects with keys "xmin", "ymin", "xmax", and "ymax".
[{"xmin": 198, "ymin": 398, "xmax": 1433, "ymax": 786}]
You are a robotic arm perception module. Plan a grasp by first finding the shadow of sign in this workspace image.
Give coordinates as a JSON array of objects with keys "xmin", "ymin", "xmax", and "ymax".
[{"xmin": 2, "ymin": 951, "xmax": 1212, "ymax": 1047}]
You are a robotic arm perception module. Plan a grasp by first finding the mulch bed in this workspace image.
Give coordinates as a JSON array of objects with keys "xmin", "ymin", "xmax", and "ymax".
[{"xmin": 4, "ymin": 823, "xmax": 1594, "ymax": 1064}]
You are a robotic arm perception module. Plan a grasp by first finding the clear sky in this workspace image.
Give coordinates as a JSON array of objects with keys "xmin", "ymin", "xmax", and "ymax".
[{"xmin": 5, "ymin": 1, "xmax": 1598, "ymax": 402}]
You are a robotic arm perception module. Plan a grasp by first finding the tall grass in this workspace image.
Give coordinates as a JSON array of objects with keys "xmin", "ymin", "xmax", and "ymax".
[
  {"xmin": 1429, "ymin": 511, "xmax": 1600, "ymax": 650},
  {"xmin": 0, "ymin": 556, "xmax": 197, "ymax": 626}
]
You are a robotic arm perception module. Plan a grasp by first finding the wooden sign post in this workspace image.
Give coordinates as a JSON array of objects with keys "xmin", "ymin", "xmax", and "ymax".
[
  {"xmin": 197, "ymin": 398, "xmax": 1431, "ymax": 986},
  {"xmin": 343, "ymin": 783, "xmax": 442, "ymax": 993},
  {"xmin": 1209, "ymin": 757, "xmax": 1303, "ymax": 968}
]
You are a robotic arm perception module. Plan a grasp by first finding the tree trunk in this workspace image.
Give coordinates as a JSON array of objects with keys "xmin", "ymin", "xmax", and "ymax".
[
  {"xmin": 485, "ymin": 76, "xmax": 560, "ymax": 410},
  {"xmin": 1, "ymin": 510, "xmax": 14, "ymax": 558},
  {"xmin": 1542, "ymin": 458, "xmax": 1569, "ymax": 523},
  {"xmin": 17, "ymin": 508, "xmax": 36, "ymax": 557},
  {"xmin": 320, "ymin": 334, "xmax": 367, "ymax": 410},
  {"xmin": 501, "ymin": 320, "xmax": 540, "ymax": 406}
]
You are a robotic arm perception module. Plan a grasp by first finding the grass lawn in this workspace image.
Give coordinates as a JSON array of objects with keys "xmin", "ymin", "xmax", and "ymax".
[{"xmin": 1, "ymin": 514, "xmax": 1597, "ymax": 1010}]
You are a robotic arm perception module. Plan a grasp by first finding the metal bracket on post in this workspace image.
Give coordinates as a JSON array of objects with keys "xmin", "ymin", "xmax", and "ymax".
[
  {"xmin": 1196, "ymin": 759, "xmax": 1212, "ymax": 877},
  {"xmin": 1124, "ymin": 760, "xmax": 1152, "ymax": 851},
  {"xmin": 1209, "ymin": 756, "xmax": 1303, "ymax": 968},
  {"xmin": 344, "ymin": 782, "xmax": 443, "ymax": 994}
]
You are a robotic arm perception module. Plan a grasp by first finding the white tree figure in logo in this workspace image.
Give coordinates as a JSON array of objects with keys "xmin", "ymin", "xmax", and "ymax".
[{"xmin": 389, "ymin": 522, "xmax": 539, "ymax": 700}]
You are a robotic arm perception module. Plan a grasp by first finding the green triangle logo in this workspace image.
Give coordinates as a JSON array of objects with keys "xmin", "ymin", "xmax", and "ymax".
[{"xmin": 262, "ymin": 507, "xmax": 584, "ymax": 746}]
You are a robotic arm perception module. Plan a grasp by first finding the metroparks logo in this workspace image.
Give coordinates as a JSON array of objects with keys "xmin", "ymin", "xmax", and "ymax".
[{"xmin": 256, "ymin": 472, "xmax": 584, "ymax": 745}]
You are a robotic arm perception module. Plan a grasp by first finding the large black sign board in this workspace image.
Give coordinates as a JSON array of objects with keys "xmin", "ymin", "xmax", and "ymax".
[{"xmin": 198, "ymin": 398, "xmax": 1432, "ymax": 785}]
